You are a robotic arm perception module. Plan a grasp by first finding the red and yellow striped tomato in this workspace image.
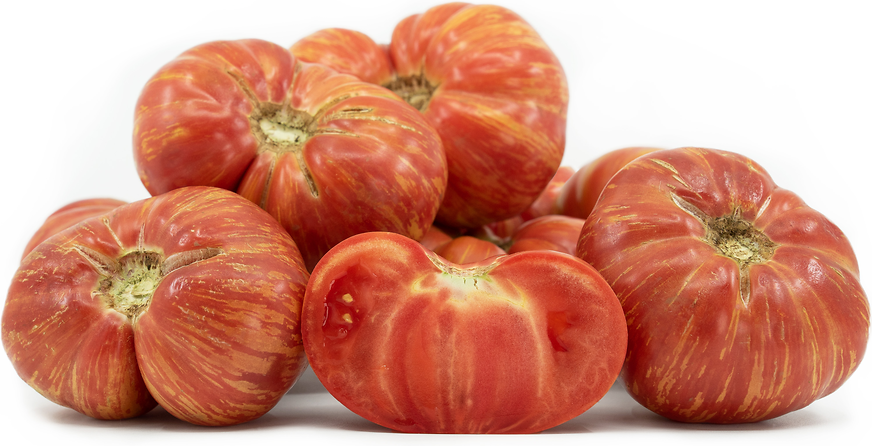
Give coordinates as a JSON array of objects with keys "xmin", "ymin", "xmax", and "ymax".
[
  {"xmin": 508, "ymin": 215, "xmax": 584, "ymax": 255},
  {"xmin": 2, "ymin": 187, "xmax": 309, "ymax": 426},
  {"xmin": 134, "ymin": 39, "xmax": 447, "ymax": 270},
  {"xmin": 433, "ymin": 235, "xmax": 505, "ymax": 264},
  {"xmin": 556, "ymin": 146, "xmax": 662, "ymax": 219},
  {"xmin": 291, "ymin": 3, "xmax": 568, "ymax": 228},
  {"xmin": 520, "ymin": 165, "xmax": 575, "ymax": 221},
  {"xmin": 471, "ymin": 165, "xmax": 576, "ymax": 246},
  {"xmin": 21, "ymin": 198, "xmax": 127, "ymax": 261},
  {"xmin": 576, "ymin": 147, "xmax": 870, "ymax": 423},
  {"xmin": 418, "ymin": 224, "xmax": 453, "ymax": 252},
  {"xmin": 302, "ymin": 232, "xmax": 627, "ymax": 433},
  {"xmin": 424, "ymin": 215, "xmax": 584, "ymax": 261}
]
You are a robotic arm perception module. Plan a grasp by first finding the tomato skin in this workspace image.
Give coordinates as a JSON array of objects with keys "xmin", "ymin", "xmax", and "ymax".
[
  {"xmin": 419, "ymin": 224, "xmax": 453, "ymax": 252},
  {"xmin": 508, "ymin": 215, "xmax": 585, "ymax": 255},
  {"xmin": 291, "ymin": 4, "xmax": 568, "ymax": 228},
  {"xmin": 134, "ymin": 39, "xmax": 447, "ymax": 270},
  {"xmin": 557, "ymin": 147, "xmax": 661, "ymax": 219},
  {"xmin": 303, "ymin": 232, "xmax": 627, "ymax": 434},
  {"xmin": 520, "ymin": 165, "xmax": 575, "ymax": 221},
  {"xmin": 471, "ymin": 216, "xmax": 524, "ymax": 248},
  {"xmin": 576, "ymin": 147, "xmax": 869, "ymax": 423},
  {"xmin": 434, "ymin": 235, "xmax": 505, "ymax": 264},
  {"xmin": 22, "ymin": 198, "xmax": 127, "ymax": 260},
  {"xmin": 2, "ymin": 187, "xmax": 309, "ymax": 426},
  {"xmin": 289, "ymin": 28, "xmax": 394, "ymax": 85},
  {"xmin": 471, "ymin": 165, "xmax": 575, "ymax": 245},
  {"xmin": 433, "ymin": 210, "xmax": 583, "ymax": 258}
]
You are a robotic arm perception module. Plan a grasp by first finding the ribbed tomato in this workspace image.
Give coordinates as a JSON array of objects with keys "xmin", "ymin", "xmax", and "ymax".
[
  {"xmin": 21, "ymin": 198, "xmax": 127, "ymax": 260},
  {"xmin": 508, "ymin": 215, "xmax": 585, "ymax": 255},
  {"xmin": 471, "ymin": 215, "xmax": 524, "ymax": 248},
  {"xmin": 302, "ymin": 232, "xmax": 627, "ymax": 433},
  {"xmin": 424, "ymin": 215, "xmax": 584, "ymax": 260},
  {"xmin": 2, "ymin": 187, "xmax": 309, "ymax": 426},
  {"xmin": 472, "ymin": 165, "xmax": 575, "ymax": 247},
  {"xmin": 576, "ymin": 147, "xmax": 869, "ymax": 423},
  {"xmin": 520, "ymin": 165, "xmax": 575, "ymax": 221},
  {"xmin": 291, "ymin": 3, "xmax": 568, "ymax": 228},
  {"xmin": 433, "ymin": 235, "xmax": 505, "ymax": 264},
  {"xmin": 556, "ymin": 146, "xmax": 661, "ymax": 219},
  {"xmin": 134, "ymin": 39, "xmax": 447, "ymax": 270},
  {"xmin": 418, "ymin": 224, "xmax": 453, "ymax": 252}
]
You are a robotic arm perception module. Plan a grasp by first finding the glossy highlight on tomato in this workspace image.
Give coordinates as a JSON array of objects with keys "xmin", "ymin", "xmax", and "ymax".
[
  {"xmin": 576, "ymin": 147, "xmax": 870, "ymax": 423},
  {"xmin": 303, "ymin": 232, "xmax": 627, "ymax": 433}
]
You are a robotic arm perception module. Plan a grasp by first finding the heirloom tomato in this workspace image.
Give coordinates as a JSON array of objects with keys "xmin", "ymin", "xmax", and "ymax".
[
  {"xmin": 291, "ymin": 3, "xmax": 568, "ymax": 228},
  {"xmin": 556, "ymin": 146, "xmax": 661, "ymax": 219},
  {"xmin": 434, "ymin": 235, "xmax": 505, "ymax": 264},
  {"xmin": 22, "ymin": 198, "xmax": 127, "ymax": 260},
  {"xmin": 426, "ymin": 214, "xmax": 584, "ymax": 259},
  {"xmin": 418, "ymin": 225, "xmax": 453, "ymax": 252},
  {"xmin": 472, "ymin": 165, "xmax": 575, "ymax": 247},
  {"xmin": 3, "ymin": 187, "xmax": 309, "ymax": 426},
  {"xmin": 576, "ymin": 147, "xmax": 869, "ymax": 423},
  {"xmin": 471, "ymin": 216, "xmax": 524, "ymax": 248},
  {"xmin": 520, "ymin": 165, "xmax": 575, "ymax": 221},
  {"xmin": 508, "ymin": 215, "xmax": 584, "ymax": 255},
  {"xmin": 134, "ymin": 39, "xmax": 447, "ymax": 270},
  {"xmin": 302, "ymin": 232, "xmax": 627, "ymax": 434}
]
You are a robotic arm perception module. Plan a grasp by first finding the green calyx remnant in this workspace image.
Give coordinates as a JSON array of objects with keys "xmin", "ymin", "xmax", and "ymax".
[
  {"xmin": 706, "ymin": 213, "xmax": 777, "ymax": 266},
  {"xmin": 106, "ymin": 251, "xmax": 163, "ymax": 319},
  {"xmin": 671, "ymin": 193, "xmax": 778, "ymax": 306},
  {"xmin": 383, "ymin": 74, "xmax": 437, "ymax": 112},
  {"xmin": 72, "ymin": 243, "xmax": 224, "ymax": 321},
  {"xmin": 256, "ymin": 106, "xmax": 315, "ymax": 149},
  {"xmin": 260, "ymin": 119, "xmax": 310, "ymax": 145},
  {"xmin": 671, "ymin": 193, "xmax": 776, "ymax": 267},
  {"xmin": 248, "ymin": 103, "xmax": 319, "ymax": 199}
]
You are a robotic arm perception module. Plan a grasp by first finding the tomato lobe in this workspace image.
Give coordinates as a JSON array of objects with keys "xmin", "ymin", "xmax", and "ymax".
[{"xmin": 546, "ymin": 311, "xmax": 571, "ymax": 353}]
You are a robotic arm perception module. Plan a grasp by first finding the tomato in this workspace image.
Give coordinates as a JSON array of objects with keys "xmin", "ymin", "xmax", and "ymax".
[
  {"xmin": 470, "ymin": 165, "xmax": 575, "ymax": 246},
  {"xmin": 434, "ymin": 235, "xmax": 505, "ymax": 264},
  {"xmin": 435, "ymin": 215, "xmax": 583, "ymax": 263},
  {"xmin": 508, "ymin": 215, "xmax": 585, "ymax": 255},
  {"xmin": 134, "ymin": 39, "xmax": 447, "ymax": 270},
  {"xmin": 576, "ymin": 147, "xmax": 869, "ymax": 423},
  {"xmin": 291, "ymin": 3, "xmax": 568, "ymax": 228},
  {"xmin": 520, "ymin": 165, "xmax": 575, "ymax": 221},
  {"xmin": 302, "ymin": 232, "xmax": 627, "ymax": 433},
  {"xmin": 470, "ymin": 216, "xmax": 524, "ymax": 248},
  {"xmin": 22, "ymin": 198, "xmax": 127, "ymax": 261},
  {"xmin": 430, "ymin": 213, "xmax": 583, "ymax": 260},
  {"xmin": 419, "ymin": 225, "xmax": 453, "ymax": 252},
  {"xmin": 2, "ymin": 187, "xmax": 309, "ymax": 426},
  {"xmin": 556, "ymin": 146, "xmax": 661, "ymax": 219}
]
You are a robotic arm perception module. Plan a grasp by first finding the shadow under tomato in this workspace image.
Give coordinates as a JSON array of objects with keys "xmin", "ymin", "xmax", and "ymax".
[
  {"xmin": 270, "ymin": 391, "xmax": 390, "ymax": 433},
  {"xmin": 287, "ymin": 366, "xmax": 328, "ymax": 395},
  {"xmin": 49, "ymin": 405, "xmax": 182, "ymax": 431},
  {"xmin": 46, "ymin": 390, "xmax": 382, "ymax": 433},
  {"xmin": 544, "ymin": 383, "xmax": 829, "ymax": 434}
]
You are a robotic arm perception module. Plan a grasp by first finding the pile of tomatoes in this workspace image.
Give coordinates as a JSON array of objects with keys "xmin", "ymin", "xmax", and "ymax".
[{"xmin": 2, "ymin": 2, "xmax": 868, "ymax": 433}]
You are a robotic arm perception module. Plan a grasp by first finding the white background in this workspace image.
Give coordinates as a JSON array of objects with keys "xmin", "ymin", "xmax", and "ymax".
[{"xmin": 1, "ymin": 0, "xmax": 870, "ymax": 444}]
